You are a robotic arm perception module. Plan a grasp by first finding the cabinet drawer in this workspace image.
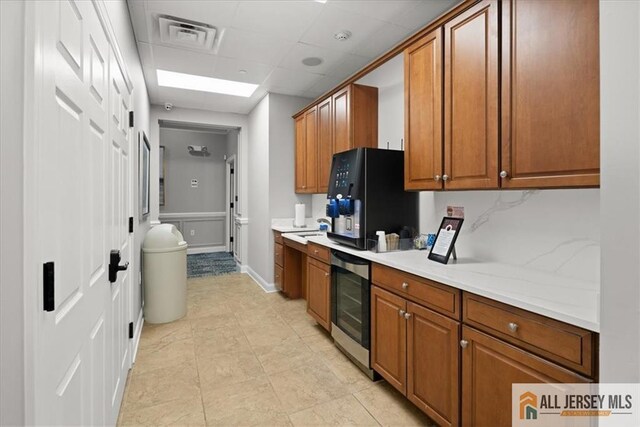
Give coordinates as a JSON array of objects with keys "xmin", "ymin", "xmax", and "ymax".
[
  {"xmin": 307, "ymin": 242, "xmax": 331, "ymax": 264},
  {"xmin": 463, "ymin": 293, "xmax": 596, "ymax": 377},
  {"xmin": 274, "ymin": 231, "xmax": 283, "ymax": 244},
  {"xmin": 372, "ymin": 264, "xmax": 460, "ymax": 319},
  {"xmin": 274, "ymin": 243, "xmax": 283, "ymax": 267}
]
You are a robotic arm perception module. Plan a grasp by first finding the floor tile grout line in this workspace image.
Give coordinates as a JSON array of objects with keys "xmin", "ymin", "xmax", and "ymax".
[
  {"xmin": 352, "ymin": 391, "xmax": 384, "ymax": 427},
  {"xmin": 188, "ymin": 314, "xmax": 209, "ymax": 426}
]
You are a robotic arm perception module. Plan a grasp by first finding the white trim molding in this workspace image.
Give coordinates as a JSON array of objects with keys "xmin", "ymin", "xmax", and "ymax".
[
  {"xmin": 131, "ymin": 311, "xmax": 144, "ymax": 363},
  {"xmin": 187, "ymin": 246, "xmax": 227, "ymax": 255},
  {"xmin": 244, "ymin": 267, "xmax": 278, "ymax": 293},
  {"xmin": 159, "ymin": 211, "xmax": 226, "ymax": 220}
]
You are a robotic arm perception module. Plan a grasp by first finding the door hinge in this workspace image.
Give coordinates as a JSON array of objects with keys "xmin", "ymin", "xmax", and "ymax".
[
  {"xmin": 235, "ymin": 195, "xmax": 238, "ymax": 202},
  {"xmin": 129, "ymin": 216, "xmax": 134, "ymax": 233},
  {"xmin": 129, "ymin": 111, "xmax": 134, "ymax": 128},
  {"xmin": 230, "ymin": 202, "xmax": 234, "ymax": 209},
  {"xmin": 230, "ymin": 168, "xmax": 234, "ymax": 174},
  {"xmin": 128, "ymin": 322, "xmax": 134, "ymax": 339},
  {"xmin": 230, "ymin": 236, "xmax": 234, "ymax": 243},
  {"xmin": 43, "ymin": 262, "xmax": 55, "ymax": 312}
]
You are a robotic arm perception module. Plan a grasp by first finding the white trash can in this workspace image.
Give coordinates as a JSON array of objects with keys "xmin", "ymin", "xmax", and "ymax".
[{"xmin": 143, "ymin": 224, "xmax": 188, "ymax": 324}]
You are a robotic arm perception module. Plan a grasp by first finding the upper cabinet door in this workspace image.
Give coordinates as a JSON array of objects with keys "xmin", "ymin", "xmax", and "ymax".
[
  {"xmin": 404, "ymin": 28, "xmax": 444, "ymax": 191},
  {"xmin": 501, "ymin": 0, "xmax": 600, "ymax": 188},
  {"xmin": 317, "ymin": 97, "xmax": 332, "ymax": 194},
  {"xmin": 294, "ymin": 115, "xmax": 307, "ymax": 193},
  {"xmin": 304, "ymin": 106, "xmax": 318, "ymax": 193},
  {"xmin": 332, "ymin": 86, "xmax": 351, "ymax": 154},
  {"xmin": 444, "ymin": 0, "xmax": 499, "ymax": 190}
]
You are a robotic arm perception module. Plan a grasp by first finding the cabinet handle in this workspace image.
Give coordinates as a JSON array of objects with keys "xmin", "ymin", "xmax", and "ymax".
[
  {"xmin": 324, "ymin": 272, "xmax": 329, "ymax": 277},
  {"xmin": 399, "ymin": 309, "xmax": 406, "ymax": 317},
  {"xmin": 442, "ymin": 174, "xmax": 449, "ymax": 182},
  {"xmin": 500, "ymin": 170, "xmax": 509, "ymax": 179},
  {"xmin": 460, "ymin": 340, "xmax": 468, "ymax": 349},
  {"xmin": 434, "ymin": 175, "xmax": 441, "ymax": 182},
  {"xmin": 302, "ymin": 185, "xmax": 307, "ymax": 189},
  {"xmin": 404, "ymin": 312, "xmax": 411, "ymax": 319},
  {"xmin": 401, "ymin": 282, "xmax": 409, "ymax": 290},
  {"xmin": 508, "ymin": 322, "xmax": 519, "ymax": 332},
  {"xmin": 314, "ymin": 249, "xmax": 319, "ymax": 254}
]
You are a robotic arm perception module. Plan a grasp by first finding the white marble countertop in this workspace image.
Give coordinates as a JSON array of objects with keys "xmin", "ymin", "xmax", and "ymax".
[
  {"xmin": 271, "ymin": 218, "xmax": 319, "ymax": 233},
  {"xmin": 305, "ymin": 235, "xmax": 600, "ymax": 332}
]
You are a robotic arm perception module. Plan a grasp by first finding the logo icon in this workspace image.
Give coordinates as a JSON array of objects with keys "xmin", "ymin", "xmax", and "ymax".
[{"xmin": 520, "ymin": 391, "xmax": 538, "ymax": 420}]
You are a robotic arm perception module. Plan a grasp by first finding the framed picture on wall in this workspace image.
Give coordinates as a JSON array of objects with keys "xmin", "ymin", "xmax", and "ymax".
[
  {"xmin": 159, "ymin": 145, "xmax": 165, "ymax": 206},
  {"xmin": 139, "ymin": 131, "xmax": 150, "ymax": 219}
]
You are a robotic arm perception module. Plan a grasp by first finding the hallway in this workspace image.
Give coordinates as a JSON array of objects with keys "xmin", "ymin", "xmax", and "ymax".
[{"xmin": 117, "ymin": 274, "xmax": 435, "ymax": 426}]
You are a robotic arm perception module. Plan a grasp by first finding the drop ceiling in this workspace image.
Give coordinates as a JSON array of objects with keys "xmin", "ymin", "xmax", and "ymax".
[{"xmin": 127, "ymin": 0, "xmax": 461, "ymax": 114}]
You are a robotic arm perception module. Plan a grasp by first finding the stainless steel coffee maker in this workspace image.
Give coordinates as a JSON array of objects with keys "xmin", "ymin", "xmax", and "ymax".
[{"xmin": 325, "ymin": 148, "xmax": 418, "ymax": 249}]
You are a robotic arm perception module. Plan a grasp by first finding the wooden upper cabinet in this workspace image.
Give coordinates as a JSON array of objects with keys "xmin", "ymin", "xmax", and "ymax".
[
  {"xmin": 444, "ymin": 0, "xmax": 499, "ymax": 190},
  {"xmin": 294, "ymin": 115, "xmax": 307, "ymax": 193},
  {"xmin": 501, "ymin": 0, "xmax": 600, "ymax": 188},
  {"xmin": 295, "ymin": 107, "xmax": 318, "ymax": 193},
  {"xmin": 317, "ymin": 97, "xmax": 332, "ymax": 194},
  {"xmin": 332, "ymin": 84, "xmax": 378, "ymax": 154},
  {"xmin": 404, "ymin": 28, "xmax": 443, "ymax": 191},
  {"xmin": 371, "ymin": 286, "xmax": 407, "ymax": 394},
  {"xmin": 461, "ymin": 326, "xmax": 591, "ymax": 427}
]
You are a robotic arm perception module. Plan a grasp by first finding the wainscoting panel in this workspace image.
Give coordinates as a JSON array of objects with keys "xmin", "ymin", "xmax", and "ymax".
[{"xmin": 159, "ymin": 212, "xmax": 226, "ymax": 250}]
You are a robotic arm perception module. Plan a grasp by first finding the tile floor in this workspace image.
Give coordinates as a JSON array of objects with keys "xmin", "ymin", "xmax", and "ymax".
[{"xmin": 117, "ymin": 273, "xmax": 436, "ymax": 426}]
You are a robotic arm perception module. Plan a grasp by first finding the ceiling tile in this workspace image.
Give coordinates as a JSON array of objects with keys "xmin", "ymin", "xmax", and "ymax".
[
  {"xmin": 278, "ymin": 42, "xmax": 343, "ymax": 76},
  {"xmin": 153, "ymin": 86, "xmax": 206, "ymax": 110},
  {"xmin": 232, "ymin": 1, "xmax": 324, "ymax": 42},
  {"xmin": 326, "ymin": 54, "xmax": 371, "ymax": 79},
  {"xmin": 328, "ymin": 0, "xmax": 421, "ymax": 23},
  {"xmin": 299, "ymin": 4, "xmax": 386, "ymax": 53},
  {"xmin": 263, "ymin": 67, "xmax": 323, "ymax": 93},
  {"xmin": 217, "ymin": 28, "xmax": 294, "ymax": 66},
  {"xmin": 349, "ymin": 23, "xmax": 410, "ymax": 59},
  {"xmin": 391, "ymin": 0, "xmax": 461, "ymax": 30},
  {"xmin": 306, "ymin": 75, "xmax": 345, "ymax": 97},
  {"xmin": 144, "ymin": 1, "xmax": 240, "ymax": 28},
  {"xmin": 212, "ymin": 57, "xmax": 274, "ymax": 85},
  {"xmin": 127, "ymin": 1, "xmax": 150, "ymax": 43},
  {"xmin": 148, "ymin": 43, "xmax": 218, "ymax": 76}
]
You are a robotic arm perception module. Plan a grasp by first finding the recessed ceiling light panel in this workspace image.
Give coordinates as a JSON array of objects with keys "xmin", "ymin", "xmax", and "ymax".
[
  {"xmin": 156, "ymin": 69, "xmax": 258, "ymax": 97},
  {"xmin": 302, "ymin": 57, "xmax": 323, "ymax": 66}
]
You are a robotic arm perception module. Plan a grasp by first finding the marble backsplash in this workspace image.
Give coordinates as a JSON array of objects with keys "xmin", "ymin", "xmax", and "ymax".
[{"xmin": 312, "ymin": 189, "xmax": 600, "ymax": 284}]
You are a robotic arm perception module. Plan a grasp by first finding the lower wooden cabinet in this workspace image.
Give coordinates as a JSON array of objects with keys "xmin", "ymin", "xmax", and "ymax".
[
  {"xmin": 306, "ymin": 257, "xmax": 331, "ymax": 331},
  {"xmin": 461, "ymin": 326, "xmax": 591, "ymax": 427},
  {"xmin": 371, "ymin": 286, "xmax": 461, "ymax": 427}
]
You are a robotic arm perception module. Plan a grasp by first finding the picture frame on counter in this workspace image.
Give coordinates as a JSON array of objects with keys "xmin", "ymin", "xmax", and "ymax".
[{"xmin": 428, "ymin": 216, "xmax": 463, "ymax": 264}]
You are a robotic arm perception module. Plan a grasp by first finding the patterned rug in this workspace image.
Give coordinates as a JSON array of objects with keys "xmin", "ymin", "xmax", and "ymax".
[{"xmin": 187, "ymin": 252, "xmax": 239, "ymax": 278}]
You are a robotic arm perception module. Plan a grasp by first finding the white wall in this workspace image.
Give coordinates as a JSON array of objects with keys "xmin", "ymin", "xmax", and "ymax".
[
  {"xmin": 103, "ymin": 0, "xmax": 151, "ymax": 345},
  {"xmin": 247, "ymin": 95, "xmax": 271, "ymax": 282},
  {"xmin": 0, "ymin": 1, "xmax": 25, "ymax": 424},
  {"xmin": 599, "ymin": 0, "xmax": 640, "ymax": 382}
]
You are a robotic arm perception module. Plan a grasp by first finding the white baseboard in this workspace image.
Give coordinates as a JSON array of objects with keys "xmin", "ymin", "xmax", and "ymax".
[
  {"xmin": 131, "ymin": 310, "xmax": 144, "ymax": 363},
  {"xmin": 244, "ymin": 266, "xmax": 278, "ymax": 293},
  {"xmin": 187, "ymin": 245, "xmax": 228, "ymax": 255}
]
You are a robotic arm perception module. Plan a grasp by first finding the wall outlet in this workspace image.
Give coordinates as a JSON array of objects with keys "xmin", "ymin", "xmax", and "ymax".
[
  {"xmin": 190, "ymin": 229, "xmax": 195, "ymax": 236},
  {"xmin": 191, "ymin": 179, "xmax": 198, "ymax": 188}
]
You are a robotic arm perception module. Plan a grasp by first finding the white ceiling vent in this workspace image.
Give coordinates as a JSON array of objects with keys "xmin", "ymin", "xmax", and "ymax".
[{"xmin": 157, "ymin": 15, "xmax": 223, "ymax": 53}]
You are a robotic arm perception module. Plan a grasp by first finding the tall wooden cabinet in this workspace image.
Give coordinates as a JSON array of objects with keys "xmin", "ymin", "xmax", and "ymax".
[
  {"xmin": 500, "ymin": 0, "xmax": 600, "ymax": 188},
  {"xmin": 404, "ymin": 28, "xmax": 443, "ymax": 191},
  {"xmin": 444, "ymin": 0, "xmax": 499, "ymax": 190},
  {"xmin": 317, "ymin": 97, "xmax": 333, "ymax": 194},
  {"xmin": 295, "ymin": 107, "xmax": 318, "ymax": 193},
  {"xmin": 332, "ymin": 84, "xmax": 378, "ymax": 154}
]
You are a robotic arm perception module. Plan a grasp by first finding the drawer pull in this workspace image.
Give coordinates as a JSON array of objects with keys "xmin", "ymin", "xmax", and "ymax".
[
  {"xmin": 399, "ymin": 309, "xmax": 406, "ymax": 317},
  {"xmin": 460, "ymin": 340, "xmax": 468, "ymax": 349},
  {"xmin": 508, "ymin": 322, "xmax": 519, "ymax": 332},
  {"xmin": 401, "ymin": 282, "xmax": 409, "ymax": 289}
]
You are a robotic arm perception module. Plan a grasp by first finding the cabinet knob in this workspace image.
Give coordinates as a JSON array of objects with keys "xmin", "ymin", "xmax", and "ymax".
[
  {"xmin": 460, "ymin": 340, "xmax": 468, "ymax": 349},
  {"xmin": 399, "ymin": 309, "xmax": 406, "ymax": 317},
  {"xmin": 508, "ymin": 322, "xmax": 519, "ymax": 332},
  {"xmin": 314, "ymin": 249, "xmax": 319, "ymax": 254},
  {"xmin": 325, "ymin": 272, "xmax": 329, "ymax": 277},
  {"xmin": 500, "ymin": 170, "xmax": 509, "ymax": 179},
  {"xmin": 442, "ymin": 174, "xmax": 449, "ymax": 182},
  {"xmin": 404, "ymin": 312, "xmax": 412, "ymax": 319},
  {"xmin": 434, "ymin": 175, "xmax": 441, "ymax": 182},
  {"xmin": 401, "ymin": 282, "xmax": 409, "ymax": 290}
]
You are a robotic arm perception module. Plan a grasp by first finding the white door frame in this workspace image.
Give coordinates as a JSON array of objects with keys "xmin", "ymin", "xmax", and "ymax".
[{"xmin": 225, "ymin": 154, "xmax": 236, "ymax": 253}]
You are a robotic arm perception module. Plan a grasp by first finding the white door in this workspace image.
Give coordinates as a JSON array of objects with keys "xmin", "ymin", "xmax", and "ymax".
[{"xmin": 34, "ymin": 1, "xmax": 131, "ymax": 425}]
